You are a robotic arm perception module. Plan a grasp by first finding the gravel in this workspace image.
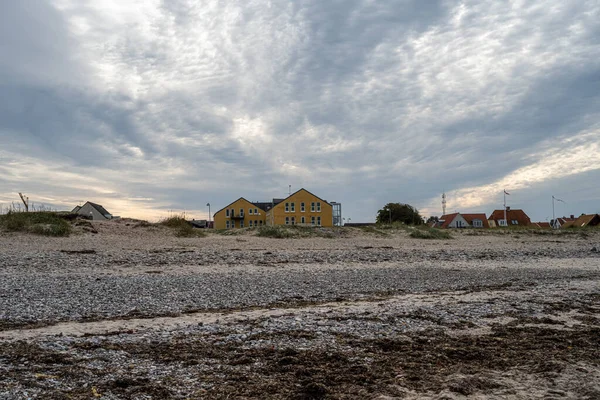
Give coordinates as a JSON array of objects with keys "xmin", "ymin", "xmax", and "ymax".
[{"xmin": 0, "ymin": 226, "xmax": 599, "ymax": 399}]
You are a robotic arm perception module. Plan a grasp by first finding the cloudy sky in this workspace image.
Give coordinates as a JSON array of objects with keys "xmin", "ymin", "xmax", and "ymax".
[{"xmin": 1, "ymin": 0, "xmax": 599, "ymax": 222}]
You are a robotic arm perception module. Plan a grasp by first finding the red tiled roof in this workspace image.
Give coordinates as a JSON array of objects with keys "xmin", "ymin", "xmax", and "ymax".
[
  {"xmin": 461, "ymin": 213, "xmax": 489, "ymax": 228},
  {"xmin": 489, "ymin": 209, "xmax": 531, "ymax": 226},
  {"xmin": 532, "ymin": 222, "xmax": 551, "ymax": 229},
  {"xmin": 438, "ymin": 213, "xmax": 489, "ymax": 228},
  {"xmin": 438, "ymin": 213, "xmax": 459, "ymax": 229}
]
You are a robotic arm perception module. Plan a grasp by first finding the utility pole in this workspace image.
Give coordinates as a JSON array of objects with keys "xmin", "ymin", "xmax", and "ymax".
[
  {"xmin": 18, "ymin": 193, "xmax": 29, "ymax": 212},
  {"xmin": 503, "ymin": 189, "xmax": 510, "ymax": 226},
  {"xmin": 206, "ymin": 203, "xmax": 211, "ymax": 227}
]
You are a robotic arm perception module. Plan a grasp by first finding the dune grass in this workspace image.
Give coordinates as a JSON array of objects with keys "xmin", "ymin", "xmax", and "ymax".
[
  {"xmin": 409, "ymin": 227, "xmax": 453, "ymax": 240},
  {"xmin": 159, "ymin": 216, "xmax": 206, "ymax": 238},
  {"xmin": 0, "ymin": 211, "xmax": 72, "ymax": 236}
]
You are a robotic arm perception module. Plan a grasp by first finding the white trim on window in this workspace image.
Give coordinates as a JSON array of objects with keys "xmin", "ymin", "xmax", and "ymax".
[
  {"xmin": 226, "ymin": 221, "xmax": 230, "ymax": 229},
  {"xmin": 301, "ymin": 216, "xmax": 305, "ymax": 224},
  {"xmin": 249, "ymin": 208, "xmax": 253, "ymax": 215},
  {"xmin": 311, "ymin": 216, "xmax": 315, "ymax": 225},
  {"xmin": 285, "ymin": 202, "xmax": 289, "ymax": 212},
  {"xmin": 226, "ymin": 209, "xmax": 230, "ymax": 217},
  {"xmin": 311, "ymin": 202, "xmax": 315, "ymax": 212},
  {"xmin": 291, "ymin": 202, "xmax": 295, "ymax": 212},
  {"xmin": 317, "ymin": 216, "xmax": 321, "ymax": 226},
  {"xmin": 301, "ymin": 202, "xmax": 305, "ymax": 212},
  {"xmin": 316, "ymin": 202, "xmax": 321, "ymax": 212},
  {"xmin": 285, "ymin": 217, "xmax": 289, "ymax": 225},
  {"xmin": 291, "ymin": 217, "xmax": 295, "ymax": 225}
]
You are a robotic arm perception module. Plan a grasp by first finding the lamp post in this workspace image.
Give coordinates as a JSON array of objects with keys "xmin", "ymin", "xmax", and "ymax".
[{"xmin": 206, "ymin": 203, "xmax": 211, "ymax": 228}]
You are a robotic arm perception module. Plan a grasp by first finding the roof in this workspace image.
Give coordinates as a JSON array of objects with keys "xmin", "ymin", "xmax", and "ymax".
[
  {"xmin": 438, "ymin": 213, "xmax": 488, "ymax": 228},
  {"xmin": 438, "ymin": 213, "xmax": 459, "ymax": 229},
  {"xmin": 489, "ymin": 209, "xmax": 531, "ymax": 226},
  {"xmin": 71, "ymin": 205, "xmax": 81, "ymax": 213},
  {"xmin": 215, "ymin": 189, "xmax": 330, "ymax": 216},
  {"xmin": 532, "ymin": 222, "xmax": 551, "ymax": 229},
  {"xmin": 461, "ymin": 213, "xmax": 490, "ymax": 228},
  {"xmin": 571, "ymin": 214, "xmax": 600, "ymax": 227},
  {"xmin": 271, "ymin": 188, "xmax": 332, "ymax": 209},
  {"xmin": 86, "ymin": 202, "xmax": 112, "ymax": 217},
  {"xmin": 213, "ymin": 197, "xmax": 266, "ymax": 216}
]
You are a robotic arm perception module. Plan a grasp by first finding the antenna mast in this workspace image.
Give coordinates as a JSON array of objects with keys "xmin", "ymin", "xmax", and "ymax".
[{"xmin": 442, "ymin": 192, "xmax": 446, "ymax": 215}]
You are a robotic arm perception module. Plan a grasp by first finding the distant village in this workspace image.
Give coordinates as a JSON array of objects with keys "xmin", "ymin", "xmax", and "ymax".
[
  {"xmin": 4, "ymin": 189, "xmax": 599, "ymax": 230},
  {"xmin": 431, "ymin": 208, "xmax": 600, "ymax": 230}
]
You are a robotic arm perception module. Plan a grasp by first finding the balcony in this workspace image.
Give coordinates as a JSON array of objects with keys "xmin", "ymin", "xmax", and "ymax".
[{"xmin": 230, "ymin": 213, "xmax": 244, "ymax": 220}]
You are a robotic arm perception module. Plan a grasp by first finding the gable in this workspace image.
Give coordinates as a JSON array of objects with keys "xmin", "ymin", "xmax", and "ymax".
[
  {"xmin": 271, "ymin": 188, "xmax": 332, "ymax": 211},
  {"xmin": 214, "ymin": 197, "xmax": 265, "ymax": 216}
]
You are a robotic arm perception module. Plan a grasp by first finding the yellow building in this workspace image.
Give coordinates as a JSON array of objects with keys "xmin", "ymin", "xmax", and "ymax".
[
  {"xmin": 213, "ymin": 198, "xmax": 268, "ymax": 230},
  {"xmin": 213, "ymin": 188, "xmax": 336, "ymax": 229},
  {"xmin": 265, "ymin": 188, "xmax": 333, "ymax": 227}
]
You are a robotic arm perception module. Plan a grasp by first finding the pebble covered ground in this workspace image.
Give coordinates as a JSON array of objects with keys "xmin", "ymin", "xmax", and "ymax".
[{"xmin": 0, "ymin": 223, "xmax": 599, "ymax": 398}]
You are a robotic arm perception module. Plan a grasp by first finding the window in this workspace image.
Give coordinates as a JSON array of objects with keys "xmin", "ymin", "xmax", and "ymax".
[
  {"xmin": 240, "ymin": 208, "xmax": 244, "ymax": 216},
  {"xmin": 473, "ymin": 219, "xmax": 483, "ymax": 228},
  {"xmin": 301, "ymin": 216, "xmax": 305, "ymax": 224},
  {"xmin": 317, "ymin": 216, "xmax": 321, "ymax": 226},
  {"xmin": 249, "ymin": 208, "xmax": 253, "ymax": 215},
  {"xmin": 226, "ymin": 221, "xmax": 230, "ymax": 229},
  {"xmin": 285, "ymin": 217, "xmax": 289, "ymax": 225},
  {"xmin": 291, "ymin": 202, "xmax": 295, "ymax": 212},
  {"xmin": 311, "ymin": 216, "xmax": 315, "ymax": 225},
  {"xmin": 291, "ymin": 217, "xmax": 295, "ymax": 225},
  {"xmin": 317, "ymin": 202, "xmax": 321, "ymax": 212},
  {"xmin": 226, "ymin": 209, "xmax": 230, "ymax": 217},
  {"xmin": 259, "ymin": 220, "xmax": 263, "ymax": 226},
  {"xmin": 511, "ymin": 220, "xmax": 518, "ymax": 225},
  {"xmin": 311, "ymin": 202, "xmax": 315, "ymax": 212},
  {"xmin": 254, "ymin": 208, "xmax": 258, "ymax": 215},
  {"xmin": 240, "ymin": 221, "xmax": 244, "ymax": 228},
  {"xmin": 231, "ymin": 221, "xmax": 235, "ymax": 228},
  {"xmin": 498, "ymin": 219, "xmax": 507, "ymax": 226},
  {"xmin": 285, "ymin": 202, "xmax": 289, "ymax": 212},
  {"xmin": 249, "ymin": 220, "xmax": 253, "ymax": 227}
]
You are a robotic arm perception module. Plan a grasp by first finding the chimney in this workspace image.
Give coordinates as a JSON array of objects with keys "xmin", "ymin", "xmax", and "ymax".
[
  {"xmin": 570, "ymin": 215, "xmax": 574, "ymax": 219},
  {"xmin": 506, "ymin": 206, "xmax": 510, "ymax": 212}
]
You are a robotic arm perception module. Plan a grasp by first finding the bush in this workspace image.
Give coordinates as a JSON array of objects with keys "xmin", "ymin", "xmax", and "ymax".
[
  {"xmin": 376, "ymin": 203, "xmax": 423, "ymax": 225},
  {"xmin": 0, "ymin": 211, "xmax": 72, "ymax": 236},
  {"xmin": 159, "ymin": 216, "xmax": 206, "ymax": 237},
  {"xmin": 409, "ymin": 228, "xmax": 452, "ymax": 240}
]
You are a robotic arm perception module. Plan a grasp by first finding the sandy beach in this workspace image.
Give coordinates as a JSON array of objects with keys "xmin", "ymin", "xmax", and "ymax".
[{"xmin": 1, "ymin": 222, "xmax": 599, "ymax": 399}]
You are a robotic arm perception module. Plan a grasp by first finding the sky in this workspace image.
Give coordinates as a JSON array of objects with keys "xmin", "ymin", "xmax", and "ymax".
[{"xmin": 1, "ymin": 0, "xmax": 599, "ymax": 222}]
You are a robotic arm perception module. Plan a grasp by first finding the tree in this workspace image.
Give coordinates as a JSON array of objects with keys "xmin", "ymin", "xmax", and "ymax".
[
  {"xmin": 426, "ymin": 216, "xmax": 439, "ymax": 224},
  {"xmin": 376, "ymin": 203, "xmax": 423, "ymax": 225}
]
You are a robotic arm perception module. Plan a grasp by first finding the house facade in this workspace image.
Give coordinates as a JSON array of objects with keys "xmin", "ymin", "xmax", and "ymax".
[
  {"xmin": 265, "ymin": 189, "xmax": 333, "ymax": 227},
  {"xmin": 213, "ymin": 188, "xmax": 334, "ymax": 229},
  {"xmin": 213, "ymin": 198, "xmax": 268, "ymax": 230},
  {"xmin": 72, "ymin": 202, "xmax": 113, "ymax": 221}
]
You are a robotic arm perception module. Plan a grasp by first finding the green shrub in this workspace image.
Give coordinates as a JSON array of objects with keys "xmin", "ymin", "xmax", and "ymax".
[
  {"xmin": 0, "ymin": 211, "xmax": 72, "ymax": 236},
  {"xmin": 409, "ymin": 228, "xmax": 452, "ymax": 240}
]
